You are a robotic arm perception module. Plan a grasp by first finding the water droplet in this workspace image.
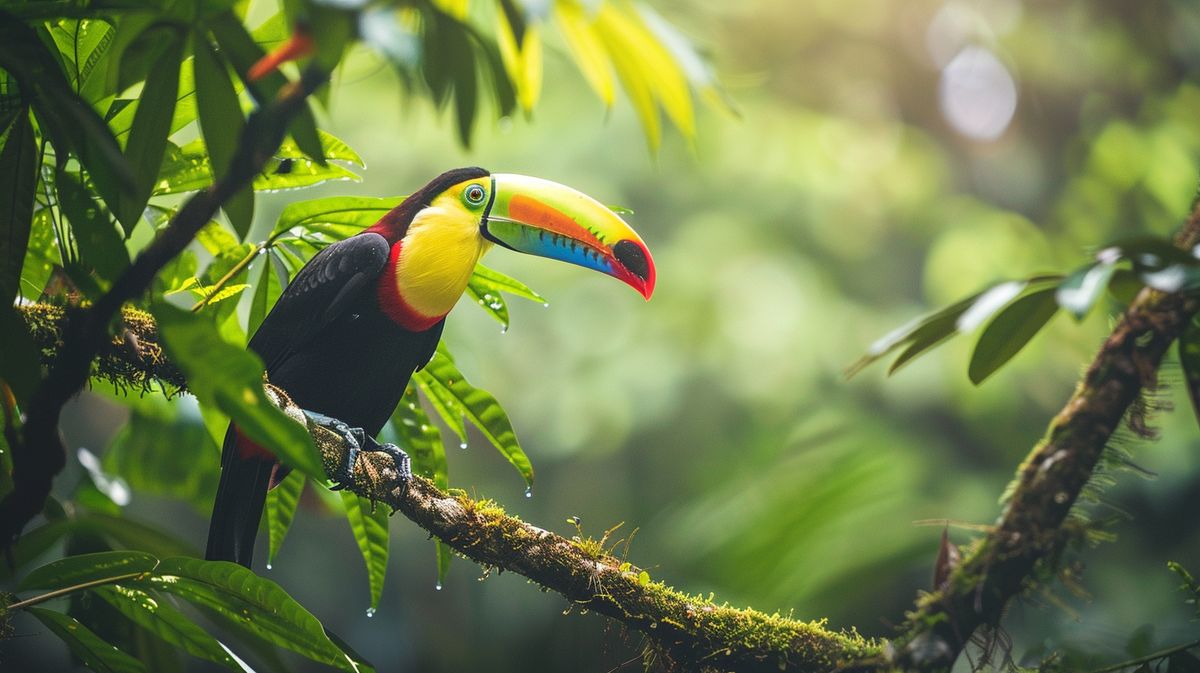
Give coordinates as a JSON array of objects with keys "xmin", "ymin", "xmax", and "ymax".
[
  {"xmin": 265, "ymin": 563, "xmax": 272, "ymax": 570},
  {"xmin": 366, "ymin": 607, "xmax": 376, "ymax": 617},
  {"xmin": 435, "ymin": 582, "xmax": 443, "ymax": 591},
  {"xmin": 500, "ymin": 326, "xmax": 507, "ymax": 334},
  {"xmin": 459, "ymin": 442, "xmax": 468, "ymax": 450},
  {"xmin": 542, "ymin": 303, "xmax": 550, "ymax": 308},
  {"xmin": 524, "ymin": 486, "xmax": 533, "ymax": 498}
]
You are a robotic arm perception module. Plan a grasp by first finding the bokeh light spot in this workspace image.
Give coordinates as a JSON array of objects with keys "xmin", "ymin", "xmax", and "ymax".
[{"xmin": 938, "ymin": 46, "xmax": 1017, "ymax": 141}]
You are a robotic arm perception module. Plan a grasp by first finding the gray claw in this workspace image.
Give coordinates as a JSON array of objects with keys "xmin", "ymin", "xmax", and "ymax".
[{"xmin": 304, "ymin": 410, "xmax": 361, "ymax": 485}]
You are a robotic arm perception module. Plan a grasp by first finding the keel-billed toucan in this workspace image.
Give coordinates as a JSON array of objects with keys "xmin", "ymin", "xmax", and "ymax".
[{"xmin": 206, "ymin": 167, "xmax": 655, "ymax": 566}]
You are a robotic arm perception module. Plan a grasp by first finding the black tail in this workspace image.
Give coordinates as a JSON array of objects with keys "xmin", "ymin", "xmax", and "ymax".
[{"xmin": 206, "ymin": 425, "xmax": 274, "ymax": 567}]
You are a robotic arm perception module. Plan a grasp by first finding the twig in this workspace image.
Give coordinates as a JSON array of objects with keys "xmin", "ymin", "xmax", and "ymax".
[
  {"xmin": 1086, "ymin": 638, "xmax": 1200, "ymax": 673},
  {"xmin": 4, "ymin": 571, "xmax": 150, "ymax": 611}
]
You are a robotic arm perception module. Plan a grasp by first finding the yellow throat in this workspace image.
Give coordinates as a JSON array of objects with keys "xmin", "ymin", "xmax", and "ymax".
[{"xmin": 392, "ymin": 187, "xmax": 493, "ymax": 320}]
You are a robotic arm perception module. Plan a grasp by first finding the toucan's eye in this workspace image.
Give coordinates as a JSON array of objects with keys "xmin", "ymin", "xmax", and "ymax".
[{"xmin": 464, "ymin": 184, "xmax": 487, "ymax": 206}]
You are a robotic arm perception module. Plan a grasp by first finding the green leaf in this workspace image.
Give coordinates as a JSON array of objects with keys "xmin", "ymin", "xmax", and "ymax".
[
  {"xmin": 249, "ymin": 249, "xmax": 285, "ymax": 336},
  {"xmin": 466, "ymin": 281, "xmax": 509, "ymax": 328},
  {"xmin": 20, "ymin": 550, "xmax": 159, "ymax": 591},
  {"xmin": 471, "ymin": 264, "xmax": 546, "ymax": 303},
  {"xmin": 968, "ymin": 286, "xmax": 1059, "ymax": 385},
  {"xmin": 209, "ymin": 11, "xmax": 325, "ymax": 164},
  {"xmin": 416, "ymin": 352, "xmax": 533, "ymax": 489},
  {"xmin": 1056, "ymin": 262, "xmax": 1117, "ymax": 320},
  {"xmin": 0, "ymin": 11, "xmax": 137, "ymax": 211},
  {"xmin": 140, "ymin": 557, "xmax": 371, "ymax": 672},
  {"xmin": 340, "ymin": 492, "xmax": 390, "ymax": 612},
  {"xmin": 0, "ymin": 106, "xmax": 36, "ymax": 302},
  {"xmin": 394, "ymin": 387, "xmax": 448, "ymax": 479},
  {"xmin": 90, "ymin": 585, "xmax": 243, "ymax": 670},
  {"xmin": 0, "ymin": 514, "xmax": 195, "ymax": 583},
  {"xmin": 194, "ymin": 31, "xmax": 254, "ymax": 239},
  {"xmin": 117, "ymin": 29, "xmax": 183, "ymax": 230},
  {"xmin": 849, "ymin": 275, "xmax": 1063, "ymax": 377},
  {"xmin": 153, "ymin": 136, "xmax": 361, "ymax": 198},
  {"xmin": 271, "ymin": 196, "xmax": 402, "ymax": 240},
  {"xmin": 196, "ymin": 220, "xmax": 240, "ymax": 255},
  {"xmin": 27, "ymin": 608, "xmax": 148, "ymax": 673},
  {"xmin": 266, "ymin": 469, "xmax": 304, "ymax": 567},
  {"xmin": 0, "ymin": 518, "xmax": 71, "ymax": 582},
  {"xmin": 56, "ymin": 168, "xmax": 130, "ymax": 284},
  {"xmin": 192, "ymin": 282, "xmax": 251, "ymax": 305},
  {"xmin": 151, "ymin": 302, "xmax": 325, "ymax": 480},
  {"xmin": 18, "ymin": 209, "xmax": 57, "ymax": 299},
  {"xmin": 847, "ymin": 292, "xmax": 983, "ymax": 377},
  {"xmin": 413, "ymin": 369, "xmax": 467, "ymax": 447},
  {"xmin": 391, "ymin": 386, "xmax": 450, "ymax": 586}
]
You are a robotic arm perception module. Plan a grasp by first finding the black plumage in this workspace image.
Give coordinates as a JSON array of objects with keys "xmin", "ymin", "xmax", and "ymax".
[{"xmin": 206, "ymin": 167, "xmax": 488, "ymax": 567}]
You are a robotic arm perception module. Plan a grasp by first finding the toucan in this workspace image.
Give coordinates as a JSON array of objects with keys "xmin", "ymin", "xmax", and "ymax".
[{"xmin": 205, "ymin": 167, "xmax": 656, "ymax": 566}]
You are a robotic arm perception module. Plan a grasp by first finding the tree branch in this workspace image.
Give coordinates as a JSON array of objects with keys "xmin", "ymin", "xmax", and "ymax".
[
  {"xmin": 15, "ymin": 302, "xmax": 885, "ymax": 673},
  {"xmin": 0, "ymin": 66, "xmax": 328, "ymax": 545},
  {"xmin": 14, "ymin": 213, "xmax": 1200, "ymax": 672},
  {"xmin": 892, "ymin": 203, "xmax": 1200, "ymax": 668}
]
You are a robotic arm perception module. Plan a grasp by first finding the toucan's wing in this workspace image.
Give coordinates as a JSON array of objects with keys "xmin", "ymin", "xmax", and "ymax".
[{"xmin": 250, "ymin": 232, "xmax": 391, "ymax": 372}]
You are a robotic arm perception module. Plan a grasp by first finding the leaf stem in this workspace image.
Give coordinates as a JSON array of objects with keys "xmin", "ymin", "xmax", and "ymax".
[
  {"xmin": 190, "ymin": 241, "xmax": 265, "ymax": 312},
  {"xmin": 1086, "ymin": 639, "xmax": 1200, "ymax": 673},
  {"xmin": 189, "ymin": 227, "xmax": 297, "ymax": 312},
  {"xmin": 6, "ymin": 571, "xmax": 146, "ymax": 611}
]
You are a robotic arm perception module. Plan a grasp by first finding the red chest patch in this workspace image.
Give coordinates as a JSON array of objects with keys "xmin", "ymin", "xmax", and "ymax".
[{"xmin": 376, "ymin": 242, "xmax": 446, "ymax": 332}]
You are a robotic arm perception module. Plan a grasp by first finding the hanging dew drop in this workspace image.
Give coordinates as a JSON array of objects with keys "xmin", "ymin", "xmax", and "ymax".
[
  {"xmin": 543, "ymin": 303, "xmax": 550, "ymax": 308},
  {"xmin": 265, "ymin": 563, "xmax": 272, "ymax": 570},
  {"xmin": 365, "ymin": 607, "xmax": 376, "ymax": 618},
  {"xmin": 524, "ymin": 486, "xmax": 533, "ymax": 498},
  {"xmin": 435, "ymin": 582, "xmax": 443, "ymax": 591},
  {"xmin": 460, "ymin": 442, "xmax": 468, "ymax": 450}
]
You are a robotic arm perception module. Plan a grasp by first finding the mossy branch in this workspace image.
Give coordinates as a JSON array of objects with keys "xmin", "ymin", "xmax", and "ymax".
[
  {"xmin": 16, "ymin": 302, "xmax": 884, "ymax": 673},
  {"xmin": 892, "ymin": 200, "xmax": 1200, "ymax": 669}
]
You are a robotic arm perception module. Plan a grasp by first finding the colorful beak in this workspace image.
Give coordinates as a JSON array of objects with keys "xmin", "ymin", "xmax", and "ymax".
[{"xmin": 481, "ymin": 174, "xmax": 656, "ymax": 299}]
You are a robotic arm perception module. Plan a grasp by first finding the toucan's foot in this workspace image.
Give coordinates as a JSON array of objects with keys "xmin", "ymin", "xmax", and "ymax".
[
  {"xmin": 304, "ymin": 411, "xmax": 362, "ymax": 485},
  {"xmin": 302, "ymin": 411, "xmax": 411, "ymax": 493},
  {"xmin": 369, "ymin": 441, "xmax": 412, "ymax": 487}
]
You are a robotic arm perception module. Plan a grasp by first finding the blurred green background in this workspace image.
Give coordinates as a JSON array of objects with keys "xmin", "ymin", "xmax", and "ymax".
[{"xmin": 10, "ymin": 0, "xmax": 1200, "ymax": 670}]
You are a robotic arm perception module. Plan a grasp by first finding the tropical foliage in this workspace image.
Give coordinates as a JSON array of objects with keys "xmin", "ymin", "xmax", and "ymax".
[{"xmin": 0, "ymin": 0, "xmax": 717, "ymax": 668}]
